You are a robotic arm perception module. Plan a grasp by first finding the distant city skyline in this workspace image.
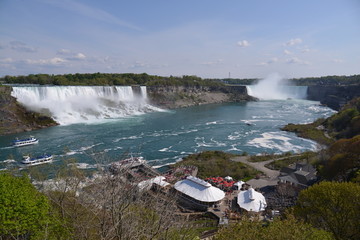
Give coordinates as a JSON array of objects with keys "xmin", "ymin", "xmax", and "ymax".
[{"xmin": 0, "ymin": 0, "xmax": 359, "ymax": 79}]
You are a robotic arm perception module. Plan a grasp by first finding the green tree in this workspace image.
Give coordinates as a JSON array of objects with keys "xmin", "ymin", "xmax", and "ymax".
[
  {"xmin": 0, "ymin": 173, "xmax": 52, "ymax": 239},
  {"xmin": 214, "ymin": 215, "xmax": 333, "ymax": 240},
  {"xmin": 295, "ymin": 181, "xmax": 360, "ymax": 240},
  {"xmin": 322, "ymin": 136, "xmax": 360, "ymax": 181}
]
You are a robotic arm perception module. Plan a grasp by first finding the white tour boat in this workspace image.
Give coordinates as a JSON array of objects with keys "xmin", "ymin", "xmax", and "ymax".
[
  {"xmin": 13, "ymin": 136, "xmax": 39, "ymax": 147},
  {"xmin": 21, "ymin": 154, "xmax": 53, "ymax": 166}
]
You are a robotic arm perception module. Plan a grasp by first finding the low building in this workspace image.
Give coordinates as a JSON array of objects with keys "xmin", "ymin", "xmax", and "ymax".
[
  {"xmin": 237, "ymin": 188, "xmax": 267, "ymax": 212},
  {"xmin": 278, "ymin": 163, "xmax": 317, "ymax": 187},
  {"xmin": 174, "ymin": 176, "xmax": 225, "ymax": 211},
  {"xmin": 137, "ymin": 176, "xmax": 170, "ymax": 191}
]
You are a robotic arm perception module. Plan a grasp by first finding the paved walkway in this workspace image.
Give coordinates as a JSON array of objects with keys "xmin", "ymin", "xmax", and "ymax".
[
  {"xmin": 230, "ymin": 155, "xmax": 300, "ymax": 188},
  {"xmin": 231, "ymin": 156, "xmax": 280, "ymax": 180}
]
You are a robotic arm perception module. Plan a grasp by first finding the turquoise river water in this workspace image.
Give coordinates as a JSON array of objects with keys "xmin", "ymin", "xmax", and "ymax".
[{"xmin": 0, "ymin": 85, "xmax": 336, "ymax": 175}]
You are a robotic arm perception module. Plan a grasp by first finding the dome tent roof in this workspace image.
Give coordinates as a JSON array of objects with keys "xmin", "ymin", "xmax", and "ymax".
[
  {"xmin": 237, "ymin": 188, "xmax": 267, "ymax": 212},
  {"xmin": 174, "ymin": 176, "xmax": 225, "ymax": 202}
]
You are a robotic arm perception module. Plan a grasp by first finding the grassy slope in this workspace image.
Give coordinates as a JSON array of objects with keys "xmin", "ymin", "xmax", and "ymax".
[{"xmin": 172, "ymin": 151, "xmax": 259, "ymax": 181}]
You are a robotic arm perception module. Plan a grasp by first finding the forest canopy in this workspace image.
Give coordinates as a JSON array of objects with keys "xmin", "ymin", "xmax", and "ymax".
[
  {"xmin": 1, "ymin": 73, "xmax": 359, "ymax": 86},
  {"xmin": 0, "ymin": 73, "xmax": 224, "ymax": 87}
]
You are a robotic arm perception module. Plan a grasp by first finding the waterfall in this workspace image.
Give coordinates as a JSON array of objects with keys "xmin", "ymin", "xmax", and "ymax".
[
  {"xmin": 246, "ymin": 73, "xmax": 308, "ymax": 100},
  {"xmin": 11, "ymin": 86, "xmax": 157, "ymax": 125}
]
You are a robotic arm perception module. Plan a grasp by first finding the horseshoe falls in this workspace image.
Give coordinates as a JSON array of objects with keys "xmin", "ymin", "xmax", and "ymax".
[
  {"xmin": 11, "ymin": 86, "xmax": 159, "ymax": 125},
  {"xmin": 246, "ymin": 73, "xmax": 308, "ymax": 100}
]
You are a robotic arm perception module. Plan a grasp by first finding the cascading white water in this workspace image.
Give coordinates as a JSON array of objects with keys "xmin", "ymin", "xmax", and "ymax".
[
  {"xmin": 11, "ymin": 86, "xmax": 158, "ymax": 125},
  {"xmin": 246, "ymin": 73, "xmax": 307, "ymax": 100}
]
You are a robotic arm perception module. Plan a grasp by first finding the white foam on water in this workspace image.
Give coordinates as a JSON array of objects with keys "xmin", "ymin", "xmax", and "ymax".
[
  {"xmin": 228, "ymin": 132, "xmax": 243, "ymax": 140},
  {"xmin": 68, "ymin": 162, "xmax": 100, "ymax": 169},
  {"xmin": 158, "ymin": 146, "xmax": 178, "ymax": 153},
  {"xmin": 0, "ymin": 146, "xmax": 14, "ymax": 150},
  {"xmin": 195, "ymin": 137, "xmax": 226, "ymax": 148},
  {"xmin": 79, "ymin": 143, "xmax": 103, "ymax": 151},
  {"xmin": 113, "ymin": 134, "xmax": 143, "ymax": 142},
  {"xmin": 227, "ymin": 144, "xmax": 242, "ymax": 152},
  {"xmin": 247, "ymin": 132, "xmax": 315, "ymax": 152},
  {"xmin": 3, "ymin": 159, "xmax": 16, "ymax": 163},
  {"xmin": 65, "ymin": 151, "xmax": 78, "ymax": 156}
]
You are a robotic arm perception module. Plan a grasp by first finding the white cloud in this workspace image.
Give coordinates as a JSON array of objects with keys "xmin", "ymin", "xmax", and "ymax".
[
  {"xmin": 283, "ymin": 49, "xmax": 292, "ymax": 55},
  {"xmin": 284, "ymin": 38, "xmax": 302, "ymax": 46},
  {"xmin": 57, "ymin": 49, "xmax": 71, "ymax": 55},
  {"xmin": 286, "ymin": 57, "xmax": 310, "ymax": 65},
  {"xmin": 67, "ymin": 53, "xmax": 86, "ymax": 61},
  {"xmin": 26, "ymin": 57, "xmax": 66, "ymax": 65},
  {"xmin": 9, "ymin": 41, "xmax": 37, "ymax": 53},
  {"xmin": 332, "ymin": 59, "xmax": 344, "ymax": 63},
  {"xmin": 237, "ymin": 40, "xmax": 250, "ymax": 47},
  {"xmin": 301, "ymin": 48, "xmax": 310, "ymax": 53},
  {"xmin": 268, "ymin": 57, "xmax": 278, "ymax": 64},
  {"xmin": 201, "ymin": 59, "xmax": 224, "ymax": 66},
  {"xmin": 129, "ymin": 61, "xmax": 148, "ymax": 69},
  {"xmin": 0, "ymin": 58, "xmax": 14, "ymax": 63},
  {"xmin": 57, "ymin": 49, "xmax": 87, "ymax": 61},
  {"xmin": 257, "ymin": 57, "xmax": 278, "ymax": 66}
]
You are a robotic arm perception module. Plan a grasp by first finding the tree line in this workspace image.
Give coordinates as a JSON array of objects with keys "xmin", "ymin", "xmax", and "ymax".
[
  {"xmin": 0, "ymin": 73, "xmax": 224, "ymax": 87},
  {"xmin": 212, "ymin": 74, "xmax": 360, "ymax": 86},
  {"xmin": 2, "ymin": 73, "xmax": 359, "ymax": 87}
]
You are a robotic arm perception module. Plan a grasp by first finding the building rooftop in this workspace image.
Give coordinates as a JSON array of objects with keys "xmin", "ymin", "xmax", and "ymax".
[{"xmin": 174, "ymin": 176, "xmax": 225, "ymax": 203}]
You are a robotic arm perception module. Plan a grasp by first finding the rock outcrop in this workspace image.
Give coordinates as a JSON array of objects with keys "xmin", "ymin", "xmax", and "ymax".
[
  {"xmin": 0, "ymin": 85, "xmax": 58, "ymax": 136},
  {"xmin": 147, "ymin": 85, "xmax": 256, "ymax": 109},
  {"xmin": 307, "ymin": 85, "xmax": 360, "ymax": 111}
]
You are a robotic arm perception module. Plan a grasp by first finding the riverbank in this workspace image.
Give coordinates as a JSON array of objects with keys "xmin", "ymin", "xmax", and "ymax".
[
  {"xmin": 0, "ymin": 85, "xmax": 58, "ymax": 135},
  {"xmin": 146, "ymin": 85, "xmax": 256, "ymax": 109}
]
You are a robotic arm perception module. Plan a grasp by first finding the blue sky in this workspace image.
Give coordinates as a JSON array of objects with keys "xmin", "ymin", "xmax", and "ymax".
[{"xmin": 0, "ymin": 0, "xmax": 359, "ymax": 79}]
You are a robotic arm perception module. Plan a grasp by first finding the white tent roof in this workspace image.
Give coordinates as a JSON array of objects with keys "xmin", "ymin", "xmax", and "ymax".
[
  {"xmin": 234, "ymin": 181, "xmax": 245, "ymax": 187},
  {"xmin": 138, "ymin": 176, "xmax": 170, "ymax": 191},
  {"xmin": 174, "ymin": 176, "xmax": 225, "ymax": 203},
  {"xmin": 224, "ymin": 176, "xmax": 233, "ymax": 181},
  {"xmin": 237, "ymin": 188, "xmax": 267, "ymax": 212}
]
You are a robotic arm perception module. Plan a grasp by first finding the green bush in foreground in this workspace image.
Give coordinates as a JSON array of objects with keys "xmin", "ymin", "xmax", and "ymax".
[
  {"xmin": 0, "ymin": 173, "xmax": 53, "ymax": 239},
  {"xmin": 295, "ymin": 181, "xmax": 360, "ymax": 240},
  {"xmin": 214, "ymin": 215, "xmax": 334, "ymax": 240}
]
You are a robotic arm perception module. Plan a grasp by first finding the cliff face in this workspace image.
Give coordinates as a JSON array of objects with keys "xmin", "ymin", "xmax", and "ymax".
[
  {"xmin": 146, "ymin": 85, "xmax": 255, "ymax": 109},
  {"xmin": 0, "ymin": 85, "xmax": 58, "ymax": 136},
  {"xmin": 307, "ymin": 85, "xmax": 360, "ymax": 111}
]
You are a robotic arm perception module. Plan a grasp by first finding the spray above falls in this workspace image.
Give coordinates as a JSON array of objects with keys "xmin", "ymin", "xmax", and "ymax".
[
  {"xmin": 11, "ymin": 86, "xmax": 160, "ymax": 125},
  {"xmin": 246, "ymin": 73, "xmax": 307, "ymax": 100}
]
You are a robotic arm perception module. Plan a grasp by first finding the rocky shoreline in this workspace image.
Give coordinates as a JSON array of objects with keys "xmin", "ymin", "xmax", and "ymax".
[
  {"xmin": 0, "ymin": 85, "xmax": 58, "ymax": 136},
  {"xmin": 147, "ymin": 85, "xmax": 256, "ymax": 109}
]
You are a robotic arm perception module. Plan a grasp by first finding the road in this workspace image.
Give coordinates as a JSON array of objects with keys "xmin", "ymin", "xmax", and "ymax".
[
  {"xmin": 230, "ymin": 155, "xmax": 301, "ymax": 188},
  {"xmin": 231, "ymin": 156, "xmax": 280, "ymax": 180}
]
